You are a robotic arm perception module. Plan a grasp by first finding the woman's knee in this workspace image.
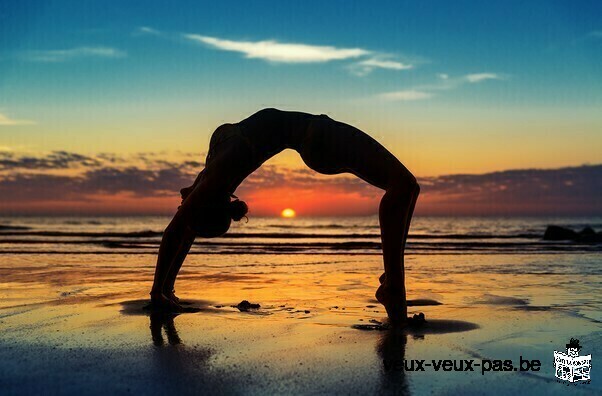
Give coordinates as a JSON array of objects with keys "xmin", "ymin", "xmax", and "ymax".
[
  {"xmin": 411, "ymin": 177, "xmax": 420, "ymax": 196},
  {"xmin": 388, "ymin": 170, "xmax": 419, "ymax": 196}
]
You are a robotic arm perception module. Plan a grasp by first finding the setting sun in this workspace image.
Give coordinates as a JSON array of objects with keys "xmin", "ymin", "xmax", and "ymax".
[{"xmin": 281, "ymin": 208, "xmax": 296, "ymax": 218}]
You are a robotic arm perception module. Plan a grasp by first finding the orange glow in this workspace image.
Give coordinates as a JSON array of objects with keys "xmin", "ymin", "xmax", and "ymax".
[
  {"xmin": 281, "ymin": 208, "xmax": 296, "ymax": 218},
  {"xmin": 244, "ymin": 186, "xmax": 381, "ymax": 217}
]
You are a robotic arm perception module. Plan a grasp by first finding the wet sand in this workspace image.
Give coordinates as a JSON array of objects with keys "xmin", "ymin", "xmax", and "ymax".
[{"xmin": 0, "ymin": 253, "xmax": 600, "ymax": 395}]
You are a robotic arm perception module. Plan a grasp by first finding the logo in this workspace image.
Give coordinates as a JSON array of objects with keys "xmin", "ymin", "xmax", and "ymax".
[{"xmin": 554, "ymin": 338, "xmax": 592, "ymax": 385}]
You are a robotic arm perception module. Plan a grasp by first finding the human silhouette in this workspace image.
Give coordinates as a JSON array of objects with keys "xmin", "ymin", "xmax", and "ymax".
[{"xmin": 151, "ymin": 108, "xmax": 420, "ymax": 323}]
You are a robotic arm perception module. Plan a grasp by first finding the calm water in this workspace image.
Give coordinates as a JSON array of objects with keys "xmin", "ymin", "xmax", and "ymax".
[{"xmin": 0, "ymin": 215, "xmax": 600, "ymax": 256}]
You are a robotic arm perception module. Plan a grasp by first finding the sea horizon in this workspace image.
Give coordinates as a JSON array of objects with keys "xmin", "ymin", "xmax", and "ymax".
[{"xmin": 1, "ymin": 215, "xmax": 600, "ymax": 256}]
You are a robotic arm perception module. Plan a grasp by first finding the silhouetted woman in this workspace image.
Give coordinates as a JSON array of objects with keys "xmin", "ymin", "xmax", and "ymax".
[{"xmin": 151, "ymin": 108, "xmax": 420, "ymax": 323}]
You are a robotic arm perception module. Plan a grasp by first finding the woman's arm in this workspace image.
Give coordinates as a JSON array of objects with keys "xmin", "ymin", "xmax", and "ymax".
[
  {"xmin": 162, "ymin": 223, "xmax": 196, "ymax": 298},
  {"xmin": 152, "ymin": 169, "xmax": 208, "ymax": 302},
  {"xmin": 150, "ymin": 175, "xmax": 216, "ymax": 305}
]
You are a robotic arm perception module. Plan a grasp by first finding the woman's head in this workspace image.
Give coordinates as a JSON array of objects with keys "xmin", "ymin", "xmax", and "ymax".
[
  {"xmin": 190, "ymin": 194, "xmax": 248, "ymax": 238},
  {"xmin": 228, "ymin": 198, "xmax": 249, "ymax": 221}
]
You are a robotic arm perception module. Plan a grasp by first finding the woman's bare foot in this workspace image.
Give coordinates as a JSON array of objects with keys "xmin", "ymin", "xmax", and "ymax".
[
  {"xmin": 375, "ymin": 283, "xmax": 407, "ymax": 323},
  {"xmin": 165, "ymin": 290, "xmax": 180, "ymax": 304},
  {"xmin": 150, "ymin": 292, "xmax": 183, "ymax": 312}
]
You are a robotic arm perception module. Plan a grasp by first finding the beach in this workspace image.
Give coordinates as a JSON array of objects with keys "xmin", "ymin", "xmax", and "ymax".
[{"xmin": 0, "ymin": 216, "xmax": 600, "ymax": 395}]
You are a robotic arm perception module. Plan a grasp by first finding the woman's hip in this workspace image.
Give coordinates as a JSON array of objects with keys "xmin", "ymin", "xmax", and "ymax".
[{"xmin": 299, "ymin": 118, "xmax": 403, "ymax": 188}]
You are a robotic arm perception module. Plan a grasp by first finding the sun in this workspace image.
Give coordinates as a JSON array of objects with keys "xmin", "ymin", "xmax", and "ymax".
[{"xmin": 281, "ymin": 208, "xmax": 296, "ymax": 218}]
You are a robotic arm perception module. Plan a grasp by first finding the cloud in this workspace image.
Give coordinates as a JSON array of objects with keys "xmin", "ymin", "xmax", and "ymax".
[
  {"xmin": 465, "ymin": 73, "xmax": 502, "ymax": 83},
  {"xmin": 350, "ymin": 57, "xmax": 413, "ymax": 76},
  {"xmin": 431, "ymin": 72, "xmax": 503, "ymax": 88},
  {"xmin": 0, "ymin": 112, "xmax": 35, "ymax": 126},
  {"xmin": 0, "ymin": 151, "xmax": 100, "ymax": 170},
  {"xmin": 418, "ymin": 165, "xmax": 602, "ymax": 215},
  {"xmin": 357, "ymin": 58, "xmax": 413, "ymax": 71},
  {"xmin": 20, "ymin": 47, "xmax": 126, "ymax": 62},
  {"xmin": 378, "ymin": 90, "xmax": 433, "ymax": 101},
  {"xmin": 184, "ymin": 34, "xmax": 369, "ymax": 63},
  {"xmin": 136, "ymin": 26, "xmax": 161, "ymax": 36},
  {"xmin": 0, "ymin": 150, "xmax": 598, "ymax": 216},
  {"xmin": 0, "ymin": 151, "xmax": 202, "ymax": 205},
  {"xmin": 376, "ymin": 72, "xmax": 503, "ymax": 101},
  {"xmin": 134, "ymin": 30, "xmax": 414, "ymax": 75}
]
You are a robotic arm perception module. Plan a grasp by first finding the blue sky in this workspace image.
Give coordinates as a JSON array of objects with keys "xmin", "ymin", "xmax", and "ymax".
[{"xmin": 0, "ymin": 0, "xmax": 601, "ymax": 176}]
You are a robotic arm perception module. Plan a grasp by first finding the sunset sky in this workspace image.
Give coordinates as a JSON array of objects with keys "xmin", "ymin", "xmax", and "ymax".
[{"xmin": 1, "ymin": 1, "xmax": 601, "ymax": 216}]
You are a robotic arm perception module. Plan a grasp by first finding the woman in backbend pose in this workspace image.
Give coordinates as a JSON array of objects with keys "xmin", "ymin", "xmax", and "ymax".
[{"xmin": 151, "ymin": 108, "xmax": 420, "ymax": 323}]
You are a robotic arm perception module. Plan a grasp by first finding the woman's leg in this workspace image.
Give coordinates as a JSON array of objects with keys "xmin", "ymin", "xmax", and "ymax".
[
  {"xmin": 376, "ymin": 175, "xmax": 420, "ymax": 323},
  {"xmin": 150, "ymin": 218, "xmax": 190, "ymax": 309},
  {"xmin": 300, "ymin": 119, "xmax": 420, "ymax": 322}
]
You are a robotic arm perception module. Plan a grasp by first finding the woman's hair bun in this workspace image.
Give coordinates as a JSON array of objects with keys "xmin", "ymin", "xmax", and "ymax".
[{"xmin": 229, "ymin": 199, "xmax": 248, "ymax": 221}]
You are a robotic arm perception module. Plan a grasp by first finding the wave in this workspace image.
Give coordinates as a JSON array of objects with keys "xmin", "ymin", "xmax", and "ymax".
[
  {"xmin": 0, "ymin": 225, "xmax": 32, "ymax": 231},
  {"xmin": 63, "ymin": 220, "xmax": 104, "ymax": 225},
  {"xmin": 1, "ymin": 239, "xmax": 600, "ymax": 255},
  {"xmin": 0, "ymin": 229, "xmax": 544, "ymax": 240},
  {"xmin": 1, "ymin": 220, "xmax": 600, "ymax": 255}
]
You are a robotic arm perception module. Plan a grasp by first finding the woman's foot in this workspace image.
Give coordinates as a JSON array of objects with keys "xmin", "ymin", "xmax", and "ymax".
[
  {"xmin": 165, "ymin": 290, "xmax": 180, "ymax": 304},
  {"xmin": 150, "ymin": 292, "xmax": 183, "ymax": 312},
  {"xmin": 375, "ymin": 283, "xmax": 407, "ymax": 323}
]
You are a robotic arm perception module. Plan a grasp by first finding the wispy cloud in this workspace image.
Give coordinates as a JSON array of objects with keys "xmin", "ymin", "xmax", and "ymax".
[
  {"xmin": 465, "ymin": 73, "xmax": 502, "ymax": 83},
  {"xmin": 20, "ymin": 46, "xmax": 126, "ymax": 62},
  {"xmin": 136, "ymin": 26, "xmax": 162, "ymax": 36},
  {"xmin": 0, "ymin": 112, "xmax": 35, "ymax": 126},
  {"xmin": 432, "ymin": 72, "xmax": 504, "ymax": 88},
  {"xmin": 350, "ymin": 57, "xmax": 413, "ymax": 76},
  {"xmin": 378, "ymin": 90, "xmax": 432, "ymax": 101},
  {"xmin": 184, "ymin": 34, "xmax": 369, "ymax": 63},
  {"xmin": 377, "ymin": 72, "xmax": 503, "ymax": 101},
  {"xmin": 132, "ymin": 29, "xmax": 415, "ymax": 75}
]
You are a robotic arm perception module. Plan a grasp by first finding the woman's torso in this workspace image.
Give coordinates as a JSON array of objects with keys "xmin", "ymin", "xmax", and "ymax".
[
  {"xmin": 236, "ymin": 108, "xmax": 327, "ymax": 165},
  {"xmin": 206, "ymin": 108, "xmax": 402, "ymax": 193}
]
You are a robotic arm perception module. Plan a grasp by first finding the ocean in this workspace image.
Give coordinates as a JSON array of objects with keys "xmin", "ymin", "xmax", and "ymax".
[{"xmin": 1, "ymin": 216, "xmax": 601, "ymax": 256}]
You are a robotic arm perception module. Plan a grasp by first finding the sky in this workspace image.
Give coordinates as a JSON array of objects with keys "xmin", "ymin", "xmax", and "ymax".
[{"xmin": 0, "ymin": 1, "xmax": 601, "ymax": 216}]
